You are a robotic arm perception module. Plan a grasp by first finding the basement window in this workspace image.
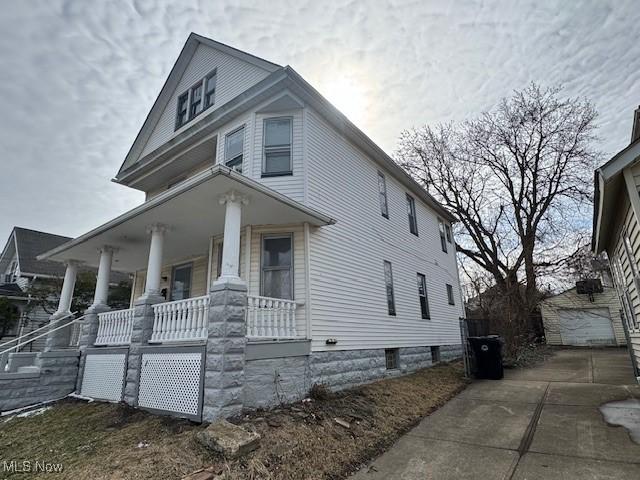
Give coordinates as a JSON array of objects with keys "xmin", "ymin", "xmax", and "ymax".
[
  {"xmin": 385, "ymin": 348, "xmax": 399, "ymax": 370},
  {"xmin": 431, "ymin": 346, "xmax": 441, "ymax": 363}
]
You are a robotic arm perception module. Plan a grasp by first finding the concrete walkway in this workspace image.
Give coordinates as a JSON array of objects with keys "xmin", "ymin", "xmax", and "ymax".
[{"xmin": 352, "ymin": 348, "xmax": 640, "ymax": 479}]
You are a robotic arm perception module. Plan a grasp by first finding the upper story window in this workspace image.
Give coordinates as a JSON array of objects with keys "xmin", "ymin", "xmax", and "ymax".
[
  {"xmin": 438, "ymin": 219, "xmax": 448, "ymax": 253},
  {"xmin": 378, "ymin": 172, "xmax": 389, "ymax": 218},
  {"xmin": 383, "ymin": 260, "xmax": 396, "ymax": 316},
  {"xmin": 175, "ymin": 69, "xmax": 217, "ymax": 130},
  {"xmin": 204, "ymin": 71, "xmax": 217, "ymax": 109},
  {"xmin": 406, "ymin": 194, "xmax": 418, "ymax": 236},
  {"xmin": 263, "ymin": 117, "xmax": 292, "ymax": 177},
  {"xmin": 417, "ymin": 273, "xmax": 430, "ymax": 319},
  {"xmin": 225, "ymin": 127, "xmax": 244, "ymax": 173},
  {"xmin": 445, "ymin": 224, "xmax": 453, "ymax": 244},
  {"xmin": 446, "ymin": 283, "xmax": 455, "ymax": 305}
]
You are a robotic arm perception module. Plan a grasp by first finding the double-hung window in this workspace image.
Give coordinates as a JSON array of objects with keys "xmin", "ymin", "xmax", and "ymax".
[
  {"xmin": 383, "ymin": 260, "xmax": 396, "ymax": 316},
  {"xmin": 263, "ymin": 117, "xmax": 292, "ymax": 176},
  {"xmin": 439, "ymin": 219, "xmax": 448, "ymax": 253},
  {"xmin": 446, "ymin": 283, "xmax": 455, "ymax": 305},
  {"xmin": 445, "ymin": 224, "xmax": 453, "ymax": 244},
  {"xmin": 224, "ymin": 127, "xmax": 244, "ymax": 173},
  {"xmin": 261, "ymin": 234, "xmax": 293, "ymax": 300},
  {"xmin": 406, "ymin": 194, "xmax": 418, "ymax": 235},
  {"xmin": 175, "ymin": 69, "xmax": 217, "ymax": 129},
  {"xmin": 417, "ymin": 273, "xmax": 430, "ymax": 319},
  {"xmin": 378, "ymin": 172, "xmax": 389, "ymax": 218},
  {"xmin": 204, "ymin": 70, "xmax": 216, "ymax": 109},
  {"xmin": 170, "ymin": 263, "xmax": 193, "ymax": 301}
]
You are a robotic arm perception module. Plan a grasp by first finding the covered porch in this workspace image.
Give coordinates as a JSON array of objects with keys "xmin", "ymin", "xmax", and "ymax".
[{"xmin": 39, "ymin": 166, "xmax": 334, "ymax": 347}]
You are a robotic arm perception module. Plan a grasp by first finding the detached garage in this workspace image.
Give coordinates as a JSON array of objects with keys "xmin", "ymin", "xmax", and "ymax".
[{"xmin": 541, "ymin": 285, "xmax": 626, "ymax": 347}]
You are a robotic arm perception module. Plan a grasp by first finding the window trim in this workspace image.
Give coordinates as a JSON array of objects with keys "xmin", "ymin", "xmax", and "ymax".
[
  {"xmin": 406, "ymin": 194, "xmax": 418, "ymax": 236},
  {"xmin": 260, "ymin": 233, "xmax": 294, "ymax": 300},
  {"xmin": 417, "ymin": 273, "xmax": 430, "ymax": 320},
  {"xmin": 169, "ymin": 262, "xmax": 193, "ymax": 301},
  {"xmin": 378, "ymin": 171, "xmax": 389, "ymax": 219},
  {"xmin": 383, "ymin": 260, "xmax": 396, "ymax": 316},
  {"xmin": 204, "ymin": 69, "xmax": 217, "ymax": 109},
  {"xmin": 174, "ymin": 69, "xmax": 217, "ymax": 131},
  {"xmin": 446, "ymin": 283, "xmax": 455, "ymax": 305},
  {"xmin": 262, "ymin": 116, "xmax": 293, "ymax": 177},
  {"xmin": 224, "ymin": 125, "xmax": 245, "ymax": 173}
]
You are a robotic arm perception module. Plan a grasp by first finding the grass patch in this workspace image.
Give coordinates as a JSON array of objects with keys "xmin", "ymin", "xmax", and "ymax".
[{"xmin": 0, "ymin": 361, "xmax": 466, "ymax": 479}]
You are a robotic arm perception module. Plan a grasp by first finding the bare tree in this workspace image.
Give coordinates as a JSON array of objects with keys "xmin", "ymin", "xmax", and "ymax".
[{"xmin": 397, "ymin": 84, "xmax": 599, "ymax": 353}]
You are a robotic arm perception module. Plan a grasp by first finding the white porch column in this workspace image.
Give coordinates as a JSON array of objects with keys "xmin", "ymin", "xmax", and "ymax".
[
  {"xmin": 92, "ymin": 246, "xmax": 115, "ymax": 308},
  {"xmin": 56, "ymin": 260, "xmax": 80, "ymax": 316},
  {"xmin": 143, "ymin": 224, "xmax": 166, "ymax": 298},
  {"xmin": 214, "ymin": 191, "xmax": 248, "ymax": 288}
]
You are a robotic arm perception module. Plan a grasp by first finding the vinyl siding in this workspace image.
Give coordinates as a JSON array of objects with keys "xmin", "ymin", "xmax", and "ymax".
[
  {"xmin": 540, "ymin": 287, "xmax": 625, "ymax": 346},
  {"xmin": 305, "ymin": 109, "xmax": 463, "ymax": 351},
  {"xmin": 141, "ymin": 44, "xmax": 271, "ymax": 159},
  {"xmin": 605, "ymin": 165, "xmax": 640, "ymax": 369}
]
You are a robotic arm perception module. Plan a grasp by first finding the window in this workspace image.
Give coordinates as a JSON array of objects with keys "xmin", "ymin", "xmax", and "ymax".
[
  {"xmin": 189, "ymin": 83, "xmax": 203, "ymax": 118},
  {"xmin": 385, "ymin": 348, "xmax": 399, "ymax": 370},
  {"xmin": 378, "ymin": 172, "xmax": 389, "ymax": 218},
  {"xmin": 263, "ymin": 117, "xmax": 292, "ymax": 176},
  {"xmin": 175, "ymin": 69, "xmax": 217, "ymax": 130},
  {"xmin": 383, "ymin": 261, "xmax": 396, "ymax": 315},
  {"xmin": 406, "ymin": 194, "xmax": 418, "ymax": 235},
  {"xmin": 176, "ymin": 93, "xmax": 188, "ymax": 128},
  {"xmin": 439, "ymin": 219, "xmax": 448, "ymax": 253},
  {"xmin": 170, "ymin": 263, "xmax": 192, "ymax": 301},
  {"xmin": 446, "ymin": 283, "xmax": 455, "ymax": 305},
  {"xmin": 225, "ymin": 127, "xmax": 244, "ymax": 173},
  {"xmin": 261, "ymin": 234, "xmax": 293, "ymax": 300},
  {"xmin": 445, "ymin": 224, "xmax": 452, "ymax": 243},
  {"xmin": 417, "ymin": 273, "xmax": 430, "ymax": 319},
  {"xmin": 204, "ymin": 70, "xmax": 216, "ymax": 109},
  {"xmin": 431, "ymin": 346, "xmax": 441, "ymax": 363}
]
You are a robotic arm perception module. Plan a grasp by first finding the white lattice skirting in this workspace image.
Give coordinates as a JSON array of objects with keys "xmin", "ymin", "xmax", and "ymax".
[
  {"xmin": 137, "ymin": 352, "xmax": 203, "ymax": 419},
  {"xmin": 80, "ymin": 353, "xmax": 127, "ymax": 402}
]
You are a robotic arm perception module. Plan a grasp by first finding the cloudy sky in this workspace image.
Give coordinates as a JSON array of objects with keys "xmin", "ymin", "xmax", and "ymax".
[{"xmin": 0, "ymin": 0, "xmax": 638, "ymax": 245}]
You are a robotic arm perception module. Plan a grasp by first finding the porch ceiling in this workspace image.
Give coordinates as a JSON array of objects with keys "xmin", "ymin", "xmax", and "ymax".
[{"xmin": 38, "ymin": 166, "xmax": 335, "ymax": 272}]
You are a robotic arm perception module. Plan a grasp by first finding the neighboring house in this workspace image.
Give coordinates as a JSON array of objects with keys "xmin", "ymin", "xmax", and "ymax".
[
  {"xmin": 29, "ymin": 34, "xmax": 464, "ymax": 420},
  {"xmin": 540, "ymin": 283, "xmax": 625, "ymax": 347},
  {"xmin": 0, "ymin": 227, "xmax": 72, "ymax": 351},
  {"xmin": 593, "ymin": 105, "xmax": 640, "ymax": 379}
]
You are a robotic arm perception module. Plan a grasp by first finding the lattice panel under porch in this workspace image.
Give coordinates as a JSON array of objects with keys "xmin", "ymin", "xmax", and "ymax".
[
  {"xmin": 137, "ymin": 352, "xmax": 202, "ymax": 419},
  {"xmin": 80, "ymin": 353, "xmax": 127, "ymax": 402}
]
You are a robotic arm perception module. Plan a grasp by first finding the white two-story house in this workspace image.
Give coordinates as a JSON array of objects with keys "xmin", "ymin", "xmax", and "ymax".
[{"xmin": 30, "ymin": 34, "xmax": 463, "ymax": 420}]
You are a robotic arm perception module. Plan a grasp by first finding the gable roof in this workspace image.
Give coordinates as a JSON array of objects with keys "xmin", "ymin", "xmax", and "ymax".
[
  {"xmin": 116, "ymin": 33, "xmax": 281, "ymax": 176},
  {"xmin": 0, "ymin": 227, "xmax": 72, "ymax": 278}
]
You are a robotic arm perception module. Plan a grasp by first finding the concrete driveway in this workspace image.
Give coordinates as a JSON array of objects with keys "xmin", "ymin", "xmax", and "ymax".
[{"xmin": 352, "ymin": 348, "xmax": 640, "ymax": 479}]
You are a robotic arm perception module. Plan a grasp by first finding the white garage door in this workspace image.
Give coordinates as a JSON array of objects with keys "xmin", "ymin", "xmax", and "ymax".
[{"xmin": 558, "ymin": 308, "xmax": 615, "ymax": 346}]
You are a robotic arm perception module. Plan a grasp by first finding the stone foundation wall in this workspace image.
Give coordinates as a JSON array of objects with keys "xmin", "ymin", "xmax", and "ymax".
[
  {"xmin": 440, "ymin": 344, "xmax": 463, "ymax": 361},
  {"xmin": 0, "ymin": 350, "xmax": 80, "ymax": 412},
  {"xmin": 244, "ymin": 356, "xmax": 310, "ymax": 408}
]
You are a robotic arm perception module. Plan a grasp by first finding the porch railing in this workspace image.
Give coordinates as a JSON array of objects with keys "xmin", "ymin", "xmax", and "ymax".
[
  {"xmin": 150, "ymin": 295, "xmax": 210, "ymax": 343},
  {"xmin": 95, "ymin": 308, "xmax": 134, "ymax": 345},
  {"xmin": 246, "ymin": 295, "xmax": 300, "ymax": 338}
]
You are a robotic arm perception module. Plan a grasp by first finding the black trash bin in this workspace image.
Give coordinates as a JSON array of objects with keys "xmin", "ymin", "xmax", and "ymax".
[{"xmin": 468, "ymin": 335, "xmax": 504, "ymax": 380}]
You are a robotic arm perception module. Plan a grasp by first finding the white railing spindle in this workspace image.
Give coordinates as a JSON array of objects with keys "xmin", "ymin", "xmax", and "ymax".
[
  {"xmin": 95, "ymin": 308, "xmax": 134, "ymax": 346},
  {"xmin": 150, "ymin": 295, "xmax": 210, "ymax": 343},
  {"xmin": 245, "ymin": 295, "xmax": 301, "ymax": 340}
]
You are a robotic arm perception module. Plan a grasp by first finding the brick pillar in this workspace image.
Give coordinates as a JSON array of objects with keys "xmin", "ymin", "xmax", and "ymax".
[
  {"xmin": 123, "ymin": 295, "xmax": 162, "ymax": 406},
  {"xmin": 202, "ymin": 283, "xmax": 247, "ymax": 422},
  {"xmin": 75, "ymin": 304, "xmax": 110, "ymax": 391}
]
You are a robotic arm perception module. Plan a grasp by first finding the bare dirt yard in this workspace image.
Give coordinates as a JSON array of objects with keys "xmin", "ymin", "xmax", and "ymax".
[{"xmin": 0, "ymin": 361, "xmax": 466, "ymax": 480}]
